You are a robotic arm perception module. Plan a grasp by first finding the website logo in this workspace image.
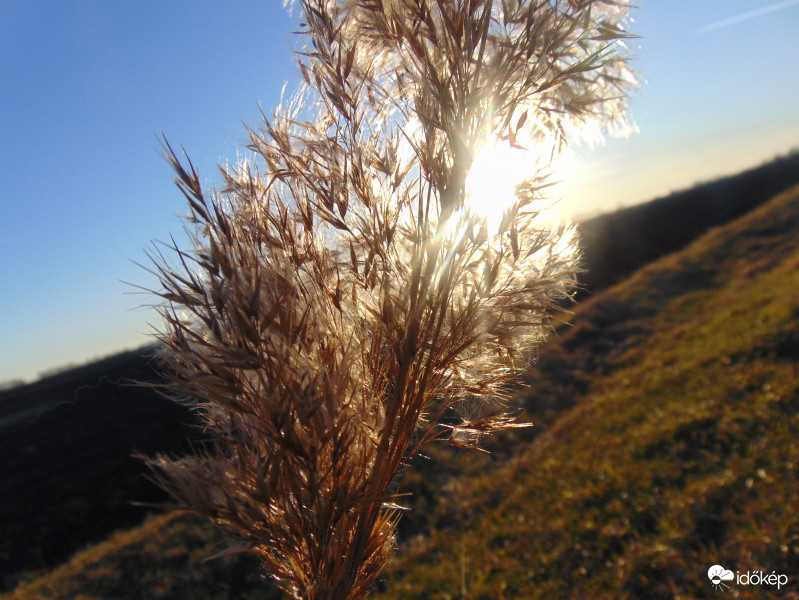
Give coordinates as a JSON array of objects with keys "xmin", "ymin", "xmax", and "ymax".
[
  {"xmin": 707, "ymin": 564, "xmax": 789, "ymax": 592},
  {"xmin": 708, "ymin": 565, "xmax": 734, "ymax": 591}
]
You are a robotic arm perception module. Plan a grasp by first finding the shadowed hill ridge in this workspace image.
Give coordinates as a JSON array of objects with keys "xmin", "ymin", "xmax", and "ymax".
[
  {"xmin": 576, "ymin": 151, "xmax": 799, "ymax": 297},
  {"xmin": 518, "ymin": 177, "xmax": 799, "ymax": 418},
  {"xmin": 0, "ymin": 348, "xmax": 196, "ymax": 592}
]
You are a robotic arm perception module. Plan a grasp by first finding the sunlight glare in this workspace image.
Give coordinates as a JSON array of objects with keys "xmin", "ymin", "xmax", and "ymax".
[{"xmin": 465, "ymin": 137, "xmax": 574, "ymax": 231}]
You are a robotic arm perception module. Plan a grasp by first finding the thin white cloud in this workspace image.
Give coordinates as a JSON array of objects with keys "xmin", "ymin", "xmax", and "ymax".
[{"xmin": 697, "ymin": 0, "xmax": 799, "ymax": 33}]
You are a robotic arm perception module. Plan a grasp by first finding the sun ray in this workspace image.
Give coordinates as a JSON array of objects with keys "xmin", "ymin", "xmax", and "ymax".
[{"xmin": 465, "ymin": 135, "xmax": 574, "ymax": 231}]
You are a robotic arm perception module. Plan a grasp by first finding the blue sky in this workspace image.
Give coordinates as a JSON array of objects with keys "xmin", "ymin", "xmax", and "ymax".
[{"xmin": 1, "ymin": 1, "xmax": 798, "ymax": 384}]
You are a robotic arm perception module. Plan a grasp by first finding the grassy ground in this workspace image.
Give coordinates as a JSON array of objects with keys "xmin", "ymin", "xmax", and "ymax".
[
  {"xmin": 376, "ymin": 184, "xmax": 799, "ymax": 598},
  {"xmin": 4, "ymin": 512, "xmax": 277, "ymax": 600},
  {"xmin": 5, "ymin": 184, "xmax": 799, "ymax": 599}
]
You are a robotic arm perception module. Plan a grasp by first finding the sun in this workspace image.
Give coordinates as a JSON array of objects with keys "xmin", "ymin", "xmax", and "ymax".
[{"xmin": 465, "ymin": 136, "xmax": 573, "ymax": 231}]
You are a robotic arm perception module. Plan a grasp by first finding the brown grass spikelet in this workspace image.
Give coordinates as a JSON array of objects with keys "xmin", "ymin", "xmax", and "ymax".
[{"xmin": 144, "ymin": 1, "xmax": 635, "ymax": 597}]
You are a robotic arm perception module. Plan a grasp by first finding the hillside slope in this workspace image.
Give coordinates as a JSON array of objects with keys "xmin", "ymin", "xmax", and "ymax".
[
  {"xmin": 5, "ymin": 183, "xmax": 799, "ymax": 599},
  {"xmin": 377, "ymin": 184, "xmax": 799, "ymax": 598}
]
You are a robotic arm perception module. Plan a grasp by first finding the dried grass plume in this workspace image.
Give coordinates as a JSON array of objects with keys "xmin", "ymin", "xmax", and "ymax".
[{"xmin": 144, "ymin": 1, "xmax": 636, "ymax": 597}]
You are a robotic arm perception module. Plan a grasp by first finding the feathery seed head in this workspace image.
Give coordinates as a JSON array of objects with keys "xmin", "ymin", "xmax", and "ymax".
[{"xmin": 146, "ymin": 1, "xmax": 635, "ymax": 597}]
